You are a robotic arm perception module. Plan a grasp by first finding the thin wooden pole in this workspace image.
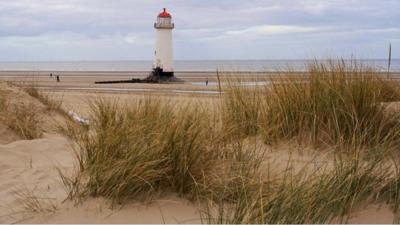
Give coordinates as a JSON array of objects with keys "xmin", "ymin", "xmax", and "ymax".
[{"xmin": 387, "ymin": 43, "xmax": 392, "ymax": 79}]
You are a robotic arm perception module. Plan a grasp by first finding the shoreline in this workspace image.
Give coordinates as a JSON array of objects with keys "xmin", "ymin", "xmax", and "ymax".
[
  {"xmin": 2, "ymin": 70, "xmax": 400, "ymax": 97},
  {"xmin": 0, "ymin": 70, "xmax": 399, "ymax": 74}
]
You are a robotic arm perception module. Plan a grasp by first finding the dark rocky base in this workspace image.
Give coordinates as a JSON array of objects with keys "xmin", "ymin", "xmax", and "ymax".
[
  {"xmin": 95, "ymin": 70, "xmax": 184, "ymax": 84},
  {"xmin": 144, "ymin": 74, "xmax": 184, "ymax": 83}
]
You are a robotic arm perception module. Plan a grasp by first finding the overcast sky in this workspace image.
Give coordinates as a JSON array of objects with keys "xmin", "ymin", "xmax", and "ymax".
[{"xmin": 0, "ymin": 0, "xmax": 398, "ymax": 61}]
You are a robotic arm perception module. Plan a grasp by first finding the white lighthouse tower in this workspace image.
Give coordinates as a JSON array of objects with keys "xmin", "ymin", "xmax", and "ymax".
[{"xmin": 153, "ymin": 8, "xmax": 175, "ymax": 77}]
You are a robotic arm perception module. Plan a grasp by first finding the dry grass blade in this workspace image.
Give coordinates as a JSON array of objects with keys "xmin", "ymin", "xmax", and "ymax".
[
  {"xmin": 24, "ymin": 86, "xmax": 65, "ymax": 114},
  {"xmin": 13, "ymin": 186, "xmax": 57, "ymax": 215}
]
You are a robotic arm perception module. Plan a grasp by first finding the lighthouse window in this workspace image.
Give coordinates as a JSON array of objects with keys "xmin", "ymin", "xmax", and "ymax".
[{"xmin": 156, "ymin": 18, "xmax": 173, "ymax": 28}]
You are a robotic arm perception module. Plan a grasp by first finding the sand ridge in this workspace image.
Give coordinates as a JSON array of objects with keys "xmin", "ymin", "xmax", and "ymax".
[{"xmin": 0, "ymin": 80, "xmax": 397, "ymax": 223}]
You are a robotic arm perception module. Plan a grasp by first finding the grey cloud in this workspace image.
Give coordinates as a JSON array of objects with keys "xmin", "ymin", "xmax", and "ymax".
[{"xmin": 0, "ymin": 0, "xmax": 398, "ymax": 60}]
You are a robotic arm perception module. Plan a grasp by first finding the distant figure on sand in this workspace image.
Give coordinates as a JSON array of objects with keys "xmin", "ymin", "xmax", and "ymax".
[
  {"xmin": 206, "ymin": 79, "xmax": 209, "ymax": 86},
  {"xmin": 50, "ymin": 73, "xmax": 53, "ymax": 78},
  {"xmin": 56, "ymin": 75, "xmax": 60, "ymax": 82}
]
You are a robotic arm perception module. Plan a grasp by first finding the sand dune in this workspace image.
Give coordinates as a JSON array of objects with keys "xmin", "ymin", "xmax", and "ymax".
[
  {"xmin": 0, "ymin": 81, "xmax": 202, "ymax": 224},
  {"xmin": 0, "ymin": 134, "xmax": 201, "ymax": 224},
  {"xmin": 0, "ymin": 135, "xmax": 73, "ymax": 223},
  {"xmin": 0, "ymin": 80, "xmax": 397, "ymax": 223},
  {"xmin": 0, "ymin": 135, "xmax": 392, "ymax": 224}
]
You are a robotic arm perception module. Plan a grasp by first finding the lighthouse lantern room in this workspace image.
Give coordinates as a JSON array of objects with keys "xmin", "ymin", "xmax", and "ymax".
[{"xmin": 153, "ymin": 8, "xmax": 175, "ymax": 77}]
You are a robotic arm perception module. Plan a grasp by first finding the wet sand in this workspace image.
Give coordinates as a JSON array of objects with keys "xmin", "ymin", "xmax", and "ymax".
[
  {"xmin": 1, "ymin": 70, "xmax": 399, "ymax": 96},
  {"xmin": 0, "ymin": 70, "xmax": 279, "ymax": 96}
]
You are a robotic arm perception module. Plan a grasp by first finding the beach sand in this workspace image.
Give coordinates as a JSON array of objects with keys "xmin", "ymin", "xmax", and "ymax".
[
  {"xmin": 0, "ymin": 72, "xmax": 397, "ymax": 223},
  {"xmin": 0, "ymin": 80, "xmax": 203, "ymax": 224}
]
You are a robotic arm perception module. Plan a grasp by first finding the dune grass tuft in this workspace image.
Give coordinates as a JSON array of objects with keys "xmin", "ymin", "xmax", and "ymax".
[
  {"xmin": 7, "ymin": 103, "xmax": 42, "ymax": 140},
  {"xmin": 222, "ymin": 60, "xmax": 400, "ymax": 150},
  {"xmin": 221, "ymin": 78, "xmax": 263, "ymax": 137},
  {"xmin": 202, "ymin": 155, "xmax": 400, "ymax": 224},
  {"xmin": 24, "ymin": 86, "xmax": 64, "ymax": 113},
  {"xmin": 13, "ymin": 186, "xmax": 58, "ymax": 215},
  {"xmin": 0, "ymin": 84, "xmax": 69, "ymax": 140},
  {"xmin": 61, "ymin": 98, "xmax": 263, "ymax": 204},
  {"xmin": 264, "ymin": 61, "xmax": 400, "ymax": 149},
  {"xmin": 0, "ymin": 96, "xmax": 42, "ymax": 140}
]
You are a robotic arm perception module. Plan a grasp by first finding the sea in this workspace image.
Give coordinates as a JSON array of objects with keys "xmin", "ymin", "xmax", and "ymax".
[{"xmin": 0, "ymin": 59, "xmax": 398, "ymax": 72}]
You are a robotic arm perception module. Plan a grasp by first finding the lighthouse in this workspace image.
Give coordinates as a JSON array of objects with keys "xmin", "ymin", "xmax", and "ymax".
[
  {"xmin": 153, "ymin": 8, "xmax": 175, "ymax": 78},
  {"xmin": 94, "ymin": 8, "xmax": 178, "ymax": 84}
]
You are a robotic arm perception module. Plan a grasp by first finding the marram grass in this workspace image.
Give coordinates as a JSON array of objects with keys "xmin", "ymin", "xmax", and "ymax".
[
  {"xmin": 61, "ymin": 98, "xmax": 263, "ymax": 204},
  {"xmin": 201, "ymin": 155, "xmax": 400, "ymax": 224},
  {"xmin": 222, "ymin": 60, "xmax": 400, "ymax": 151},
  {"xmin": 60, "ymin": 60, "xmax": 400, "ymax": 223},
  {"xmin": 0, "ymin": 94, "xmax": 42, "ymax": 140}
]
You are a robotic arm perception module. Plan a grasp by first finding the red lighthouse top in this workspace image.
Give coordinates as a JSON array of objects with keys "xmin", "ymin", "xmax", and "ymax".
[{"xmin": 158, "ymin": 8, "xmax": 171, "ymax": 18}]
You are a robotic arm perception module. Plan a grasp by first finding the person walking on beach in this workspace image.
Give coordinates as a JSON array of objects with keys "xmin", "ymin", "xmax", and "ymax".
[
  {"xmin": 50, "ymin": 73, "xmax": 53, "ymax": 78},
  {"xmin": 206, "ymin": 78, "xmax": 209, "ymax": 86},
  {"xmin": 56, "ymin": 75, "xmax": 60, "ymax": 82}
]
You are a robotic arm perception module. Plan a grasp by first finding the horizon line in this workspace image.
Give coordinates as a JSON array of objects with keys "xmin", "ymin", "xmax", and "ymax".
[{"xmin": 0, "ymin": 58, "xmax": 399, "ymax": 62}]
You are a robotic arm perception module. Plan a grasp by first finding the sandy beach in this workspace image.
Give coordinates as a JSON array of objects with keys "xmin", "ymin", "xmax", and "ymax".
[{"xmin": 1, "ymin": 70, "xmax": 400, "ymax": 223}]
